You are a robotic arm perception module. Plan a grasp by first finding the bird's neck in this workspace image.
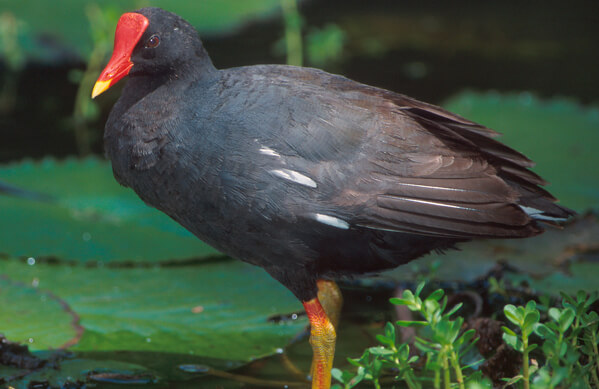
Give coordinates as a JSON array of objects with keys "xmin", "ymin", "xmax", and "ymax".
[{"xmin": 119, "ymin": 55, "xmax": 218, "ymax": 113}]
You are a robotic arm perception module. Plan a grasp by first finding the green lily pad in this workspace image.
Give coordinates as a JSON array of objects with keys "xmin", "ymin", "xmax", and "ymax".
[
  {"xmin": 506, "ymin": 262, "xmax": 599, "ymax": 297},
  {"xmin": 0, "ymin": 158, "xmax": 219, "ymax": 263},
  {"xmin": 0, "ymin": 257, "xmax": 305, "ymax": 361},
  {"xmin": 0, "ymin": 277, "xmax": 76, "ymax": 350},
  {"xmin": 443, "ymin": 91, "xmax": 599, "ymax": 212},
  {"xmin": 382, "ymin": 213, "xmax": 599, "ymax": 292}
]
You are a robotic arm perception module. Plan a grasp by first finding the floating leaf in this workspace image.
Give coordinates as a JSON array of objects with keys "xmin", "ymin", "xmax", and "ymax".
[
  {"xmin": 0, "ymin": 277, "xmax": 77, "ymax": 350},
  {"xmin": 0, "ymin": 158, "xmax": 219, "ymax": 263},
  {"xmin": 443, "ymin": 92, "xmax": 599, "ymax": 212},
  {"xmin": 0, "ymin": 258, "xmax": 306, "ymax": 362}
]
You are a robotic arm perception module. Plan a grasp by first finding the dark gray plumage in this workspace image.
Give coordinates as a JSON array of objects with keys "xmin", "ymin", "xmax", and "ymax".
[{"xmin": 103, "ymin": 7, "xmax": 573, "ymax": 300}]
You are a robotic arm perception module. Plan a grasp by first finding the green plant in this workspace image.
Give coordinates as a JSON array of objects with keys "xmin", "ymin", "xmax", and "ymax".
[
  {"xmin": 279, "ymin": 0, "xmax": 303, "ymax": 66},
  {"xmin": 69, "ymin": 3, "xmax": 121, "ymax": 156},
  {"xmin": 332, "ymin": 282, "xmax": 488, "ymax": 389},
  {"xmin": 502, "ymin": 291, "xmax": 599, "ymax": 389},
  {"xmin": 332, "ymin": 323, "xmax": 420, "ymax": 389},
  {"xmin": 0, "ymin": 12, "xmax": 26, "ymax": 113},
  {"xmin": 502, "ymin": 301, "xmax": 540, "ymax": 389},
  {"xmin": 334, "ymin": 283, "xmax": 598, "ymax": 389}
]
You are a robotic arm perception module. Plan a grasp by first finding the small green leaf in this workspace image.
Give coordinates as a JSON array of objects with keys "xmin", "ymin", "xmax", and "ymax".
[
  {"xmin": 368, "ymin": 346, "xmax": 394, "ymax": 356},
  {"xmin": 501, "ymin": 374, "xmax": 523, "ymax": 386},
  {"xmin": 504, "ymin": 304, "xmax": 522, "ymax": 325},
  {"xmin": 503, "ymin": 333, "xmax": 523, "ymax": 352},
  {"xmin": 525, "ymin": 344, "xmax": 538, "ymax": 353},
  {"xmin": 375, "ymin": 334, "xmax": 394, "ymax": 348},
  {"xmin": 427, "ymin": 288, "xmax": 444, "ymax": 302},
  {"xmin": 415, "ymin": 281, "xmax": 426, "ymax": 297},
  {"xmin": 548, "ymin": 307, "xmax": 561, "ymax": 323},
  {"xmin": 558, "ymin": 307, "xmax": 575, "ymax": 333},
  {"xmin": 389, "ymin": 297, "xmax": 414, "ymax": 306},
  {"xmin": 396, "ymin": 320, "xmax": 428, "ymax": 327},
  {"xmin": 534, "ymin": 323, "xmax": 556, "ymax": 339},
  {"xmin": 525, "ymin": 300, "xmax": 537, "ymax": 312},
  {"xmin": 522, "ymin": 310, "xmax": 541, "ymax": 336},
  {"xmin": 331, "ymin": 368, "xmax": 344, "ymax": 383},
  {"xmin": 384, "ymin": 322, "xmax": 396, "ymax": 344},
  {"xmin": 444, "ymin": 302, "xmax": 463, "ymax": 318}
]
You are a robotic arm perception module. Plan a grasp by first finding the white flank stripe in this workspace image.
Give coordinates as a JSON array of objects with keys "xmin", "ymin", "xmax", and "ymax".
[
  {"xmin": 519, "ymin": 205, "xmax": 567, "ymax": 221},
  {"xmin": 259, "ymin": 146, "xmax": 281, "ymax": 157},
  {"xmin": 270, "ymin": 169, "xmax": 317, "ymax": 188},
  {"xmin": 314, "ymin": 213, "xmax": 350, "ymax": 229}
]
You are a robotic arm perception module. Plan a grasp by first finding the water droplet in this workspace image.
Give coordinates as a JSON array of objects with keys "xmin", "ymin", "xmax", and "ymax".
[
  {"xmin": 291, "ymin": 313, "xmax": 298, "ymax": 320},
  {"xmin": 32, "ymin": 278, "xmax": 39, "ymax": 287},
  {"xmin": 275, "ymin": 348, "xmax": 284, "ymax": 354},
  {"xmin": 28, "ymin": 338, "xmax": 34, "ymax": 343},
  {"xmin": 146, "ymin": 337, "xmax": 151, "ymax": 343},
  {"xmin": 82, "ymin": 232, "xmax": 91, "ymax": 241},
  {"xmin": 27, "ymin": 257, "xmax": 36, "ymax": 266}
]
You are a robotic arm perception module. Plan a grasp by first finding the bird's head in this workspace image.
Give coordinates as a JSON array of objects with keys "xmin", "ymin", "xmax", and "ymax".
[{"xmin": 92, "ymin": 7, "xmax": 211, "ymax": 98}]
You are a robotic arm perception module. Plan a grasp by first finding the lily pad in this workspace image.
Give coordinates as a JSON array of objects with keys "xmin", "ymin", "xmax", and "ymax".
[
  {"xmin": 0, "ymin": 158, "xmax": 219, "ymax": 263},
  {"xmin": 382, "ymin": 213, "xmax": 599, "ymax": 293},
  {"xmin": 0, "ymin": 277, "xmax": 77, "ymax": 350},
  {"xmin": 443, "ymin": 91, "xmax": 599, "ymax": 212},
  {"xmin": 0, "ymin": 257, "xmax": 305, "ymax": 360}
]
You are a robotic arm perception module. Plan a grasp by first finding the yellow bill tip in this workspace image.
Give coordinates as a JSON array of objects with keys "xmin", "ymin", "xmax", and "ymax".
[{"xmin": 91, "ymin": 79, "xmax": 112, "ymax": 99}]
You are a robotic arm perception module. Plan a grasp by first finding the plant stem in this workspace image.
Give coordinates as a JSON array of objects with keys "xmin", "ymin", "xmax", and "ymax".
[
  {"xmin": 449, "ymin": 350, "xmax": 465, "ymax": 389},
  {"xmin": 404, "ymin": 373, "xmax": 420, "ymax": 389},
  {"xmin": 590, "ymin": 367, "xmax": 599, "ymax": 389},
  {"xmin": 433, "ymin": 364, "xmax": 441, "ymax": 389},
  {"xmin": 593, "ymin": 336, "xmax": 599, "ymax": 382},
  {"xmin": 280, "ymin": 0, "xmax": 303, "ymax": 66},
  {"xmin": 397, "ymin": 358, "xmax": 420, "ymax": 389},
  {"xmin": 522, "ymin": 333, "xmax": 530, "ymax": 389},
  {"xmin": 442, "ymin": 352, "xmax": 451, "ymax": 389}
]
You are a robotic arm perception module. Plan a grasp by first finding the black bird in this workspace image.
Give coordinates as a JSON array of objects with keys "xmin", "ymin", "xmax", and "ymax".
[{"xmin": 92, "ymin": 8, "xmax": 573, "ymax": 388}]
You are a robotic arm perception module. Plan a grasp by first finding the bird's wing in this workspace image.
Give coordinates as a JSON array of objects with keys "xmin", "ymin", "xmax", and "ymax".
[
  {"xmin": 323, "ymin": 74, "xmax": 574, "ymax": 238},
  {"xmin": 234, "ymin": 67, "xmax": 572, "ymax": 239},
  {"xmin": 200, "ymin": 66, "xmax": 572, "ymax": 239}
]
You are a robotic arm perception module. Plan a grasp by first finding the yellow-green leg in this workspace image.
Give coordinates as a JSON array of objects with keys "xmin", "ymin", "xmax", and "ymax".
[{"xmin": 303, "ymin": 279, "xmax": 343, "ymax": 389}]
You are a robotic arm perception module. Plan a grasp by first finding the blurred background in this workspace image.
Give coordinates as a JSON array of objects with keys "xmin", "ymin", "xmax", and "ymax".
[
  {"xmin": 1, "ymin": 0, "xmax": 598, "ymax": 162},
  {"xmin": 1, "ymin": 1, "xmax": 599, "ymax": 388}
]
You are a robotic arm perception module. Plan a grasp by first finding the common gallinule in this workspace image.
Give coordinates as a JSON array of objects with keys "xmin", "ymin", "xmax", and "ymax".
[{"xmin": 92, "ymin": 8, "xmax": 573, "ymax": 389}]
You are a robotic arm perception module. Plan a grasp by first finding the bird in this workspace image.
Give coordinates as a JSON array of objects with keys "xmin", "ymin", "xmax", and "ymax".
[{"xmin": 92, "ymin": 7, "xmax": 573, "ymax": 389}]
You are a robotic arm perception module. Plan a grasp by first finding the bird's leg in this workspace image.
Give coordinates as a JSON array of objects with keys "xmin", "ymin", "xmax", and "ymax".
[
  {"xmin": 303, "ymin": 280, "xmax": 343, "ymax": 389},
  {"xmin": 316, "ymin": 279, "xmax": 343, "ymax": 330}
]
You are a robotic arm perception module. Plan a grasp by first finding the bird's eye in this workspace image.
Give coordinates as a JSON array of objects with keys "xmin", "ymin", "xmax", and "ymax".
[{"xmin": 145, "ymin": 35, "xmax": 160, "ymax": 48}]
